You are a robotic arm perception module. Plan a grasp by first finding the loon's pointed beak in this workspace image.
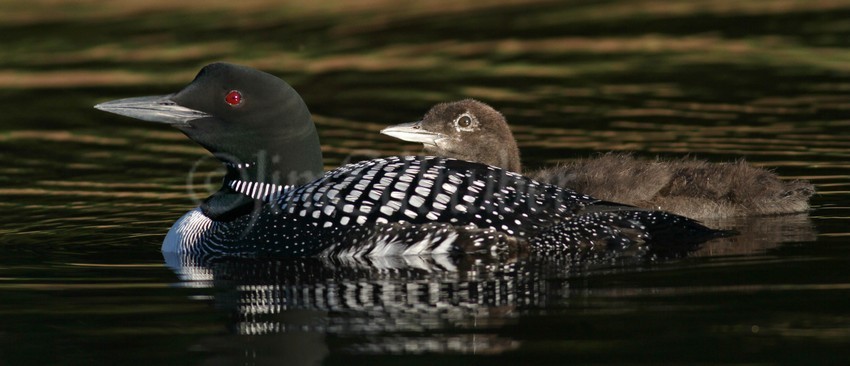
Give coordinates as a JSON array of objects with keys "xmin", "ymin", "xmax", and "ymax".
[
  {"xmin": 94, "ymin": 95, "xmax": 212, "ymax": 126},
  {"xmin": 380, "ymin": 121, "xmax": 444, "ymax": 147}
]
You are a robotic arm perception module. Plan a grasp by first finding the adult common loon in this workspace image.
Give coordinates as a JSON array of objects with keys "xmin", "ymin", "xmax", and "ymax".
[
  {"xmin": 95, "ymin": 63, "xmax": 723, "ymax": 260},
  {"xmin": 381, "ymin": 99, "xmax": 815, "ymax": 219}
]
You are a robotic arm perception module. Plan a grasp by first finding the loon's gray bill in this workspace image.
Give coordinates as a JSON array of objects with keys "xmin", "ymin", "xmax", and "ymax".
[{"xmin": 94, "ymin": 95, "xmax": 211, "ymax": 126}]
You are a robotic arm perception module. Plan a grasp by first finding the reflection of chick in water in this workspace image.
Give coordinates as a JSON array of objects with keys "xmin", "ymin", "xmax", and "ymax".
[
  {"xmin": 694, "ymin": 213, "xmax": 816, "ymax": 257},
  {"xmin": 382, "ymin": 99, "xmax": 815, "ymax": 219}
]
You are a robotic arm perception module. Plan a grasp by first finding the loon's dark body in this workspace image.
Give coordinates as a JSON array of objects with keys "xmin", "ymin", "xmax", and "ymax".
[
  {"xmin": 96, "ymin": 63, "xmax": 722, "ymax": 260},
  {"xmin": 166, "ymin": 155, "xmax": 713, "ymax": 260}
]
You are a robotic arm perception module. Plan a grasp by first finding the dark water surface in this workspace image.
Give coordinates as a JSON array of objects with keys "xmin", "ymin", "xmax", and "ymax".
[{"xmin": 2, "ymin": 1, "xmax": 850, "ymax": 364}]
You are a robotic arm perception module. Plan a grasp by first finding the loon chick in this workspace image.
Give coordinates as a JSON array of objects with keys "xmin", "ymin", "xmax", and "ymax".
[
  {"xmin": 381, "ymin": 99, "xmax": 815, "ymax": 219},
  {"xmin": 95, "ymin": 63, "xmax": 724, "ymax": 260}
]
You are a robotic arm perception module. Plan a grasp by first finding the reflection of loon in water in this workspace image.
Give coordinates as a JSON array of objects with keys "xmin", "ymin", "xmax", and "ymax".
[
  {"xmin": 164, "ymin": 212, "xmax": 815, "ymax": 361},
  {"xmin": 168, "ymin": 252, "xmax": 613, "ymax": 357}
]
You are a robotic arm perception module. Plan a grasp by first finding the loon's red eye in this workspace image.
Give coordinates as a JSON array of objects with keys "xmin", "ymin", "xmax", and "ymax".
[{"xmin": 225, "ymin": 90, "xmax": 243, "ymax": 106}]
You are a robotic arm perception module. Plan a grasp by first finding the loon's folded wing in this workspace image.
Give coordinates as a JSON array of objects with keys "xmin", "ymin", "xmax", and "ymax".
[
  {"xmin": 530, "ymin": 210, "xmax": 732, "ymax": 259},
  {"xmin": 321, "ymin": 221, "xmax": 521, "ymax": 257}
]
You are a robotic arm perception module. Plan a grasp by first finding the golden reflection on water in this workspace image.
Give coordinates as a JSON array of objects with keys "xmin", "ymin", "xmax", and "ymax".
[{"xmin": 5, "ymin": 1, "xmax": 850, "ymax": 88}]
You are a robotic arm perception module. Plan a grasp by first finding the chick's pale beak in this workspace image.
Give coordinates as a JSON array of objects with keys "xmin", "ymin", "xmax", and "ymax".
[
  {"xmin": 94, "ymin": 95, "xmax": 211, "ymax": 126},
  {"xmin": 380, "ymin": 121, "xmax": 443, "ymax": 147}
]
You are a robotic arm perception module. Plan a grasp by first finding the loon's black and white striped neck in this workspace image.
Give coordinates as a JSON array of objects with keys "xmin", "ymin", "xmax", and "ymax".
[
  {"xmin": 220, "ymin": 151, "xmax": 322, "ymax": 188},
  {"xmin": 199, "ymin": 166, "xmax": 300, "ymax": 221},
  {"xmin": 226, "ymin": 178, "xmax": 294, "ymax": 201}
]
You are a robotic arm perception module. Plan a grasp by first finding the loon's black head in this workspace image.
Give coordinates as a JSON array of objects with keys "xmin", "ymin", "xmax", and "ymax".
[
  {"xmin": 381, "ymin": 99, "xmax": 522, "ymax": 173},
  {"xmin": 95, "ymin": 62, "xmax": 323, "ymax": 185}
]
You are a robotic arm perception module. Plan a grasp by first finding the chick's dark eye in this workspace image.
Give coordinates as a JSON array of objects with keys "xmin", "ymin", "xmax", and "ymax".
[
  {"xmin": 458, "ymin": 115, "xmax": 472, "ymax": 127},
  {"xmin": 224, "ymin": 90, "xmax": 243, "ymax": 106}
]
